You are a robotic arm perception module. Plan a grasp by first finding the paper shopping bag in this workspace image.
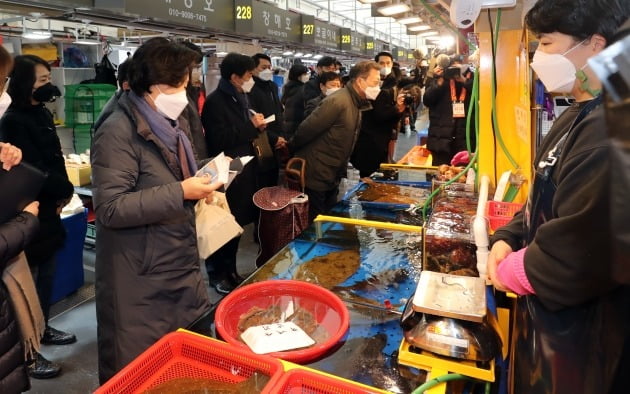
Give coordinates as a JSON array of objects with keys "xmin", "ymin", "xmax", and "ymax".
[{"xmin": 195, "ymin": 192, "xmax": 244, "ymax": 259}]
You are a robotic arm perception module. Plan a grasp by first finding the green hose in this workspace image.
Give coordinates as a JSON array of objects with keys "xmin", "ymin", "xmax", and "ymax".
[
  {"xmin": 411, "ymin": 373, "xmax": 471, "ymax": 394},
  {"xmin": 489, "ymin": 9, "xmax": 519, "ymax": 169}
]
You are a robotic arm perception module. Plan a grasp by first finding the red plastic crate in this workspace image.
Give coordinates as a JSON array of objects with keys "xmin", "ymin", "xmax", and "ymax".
[
  {"xmin": 271, "ymin": 368, "xmax": 384, "ymax": 394},
  {"xmin": 486, "ymin": 201, "xmax": 523, "ymax": 231},
  {"xmin": 95, "ymin": 331, "xmax": 284, "ymax": 394}
]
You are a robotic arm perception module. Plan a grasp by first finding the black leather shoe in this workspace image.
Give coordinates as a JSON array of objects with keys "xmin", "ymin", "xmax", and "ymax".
[
  {"xmin": 28, "ymin": 352, "xmax": 61, "ymax": 379},
  {"xmin": 215, "ymin": 279, "xmax": 235, "ymax": 295},
  {"xmin": 41, "ymin": 326, "xmax": 77, "ymax": 345}
]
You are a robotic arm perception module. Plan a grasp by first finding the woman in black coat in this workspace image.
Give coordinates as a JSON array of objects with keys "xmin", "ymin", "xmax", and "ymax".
[
  {"xmin": 0, "ymin": 55, "xmax": 75, "ymax": 378},
  {"xmin": 0, "ymin": 143, "xmax": 40, "ymax": 394},
  {"xmin": 201, "ymin": 53, "xmax": 267, "ymax": 294},
  {"xmin": 281, "ymin": 64, "xmax": 309, "ymax": 138}
]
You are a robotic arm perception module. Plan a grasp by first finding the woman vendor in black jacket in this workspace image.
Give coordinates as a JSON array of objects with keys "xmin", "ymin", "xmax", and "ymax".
[
  {"xmin": 488, "ymin": 1, "xmax": 630, "ymax": 393},
  {"xmin": 0, "ymin": 54, "xmax": 75, "ymax": 379}
]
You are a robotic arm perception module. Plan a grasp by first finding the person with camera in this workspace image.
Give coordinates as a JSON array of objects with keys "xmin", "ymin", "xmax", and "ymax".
[
  {"xmin": 422, "ymin": 55, "xmax": 474, "ymax": 165},
  {"xmin": 350, "ymin": 52, "xmax": 406, "ymax": 178}
]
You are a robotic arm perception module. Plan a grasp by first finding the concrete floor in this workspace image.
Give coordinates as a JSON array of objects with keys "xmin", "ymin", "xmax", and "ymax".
[{"xmin": 27, "ymin": 115, "xmax": 425, "ymax": 393}]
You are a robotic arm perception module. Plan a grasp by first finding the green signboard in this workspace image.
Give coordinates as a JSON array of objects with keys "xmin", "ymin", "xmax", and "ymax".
[
  {"xmin": 350, "ymin": 31, "xmax": 364, "ymax": 55},
  {"xmin": 301, "ymin": 14, "xmax": 315, "ymax": 45},
  {"xmin": 314, "ymin": 20, "xmax": 339, "ymax": 51},
  {"xmin": 340, "ymin": 27, "xmax": 352, "ymax": 52},
  {"xmin": 234, "ymin": 0, "xmax": 300, "ymax": 42},
  {"xmin": 364, "ymin": 36, "xmax": 375, "ymax": 57},
  {"xmin": 125, "ymin": 0, "xmax": 234, "ymax": 32}
]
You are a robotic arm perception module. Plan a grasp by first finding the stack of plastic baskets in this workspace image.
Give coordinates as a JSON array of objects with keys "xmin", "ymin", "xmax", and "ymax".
[
  {"xmin": 486, "ymin": 201, "xmax": 524, "ymax": 232},
  {"xmin": 64, "ymin": 84, "xmax": 116, "ymax": 153}
]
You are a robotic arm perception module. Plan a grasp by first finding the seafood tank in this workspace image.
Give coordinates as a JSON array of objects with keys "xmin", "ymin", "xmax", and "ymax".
[{"xmin": 244, "ymin": 218, "xmax": 426, "ymax": 392}]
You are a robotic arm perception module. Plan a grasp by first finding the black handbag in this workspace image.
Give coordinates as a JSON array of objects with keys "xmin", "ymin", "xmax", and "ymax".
[{"xmin": 252, "ymin": 131, "xmax": 276, "ymax": 172}]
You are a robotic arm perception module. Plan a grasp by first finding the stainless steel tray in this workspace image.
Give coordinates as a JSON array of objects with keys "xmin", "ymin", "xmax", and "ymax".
[{"xmin": 412, "ymin": 271, "xmax": 486, "ymax": 322}]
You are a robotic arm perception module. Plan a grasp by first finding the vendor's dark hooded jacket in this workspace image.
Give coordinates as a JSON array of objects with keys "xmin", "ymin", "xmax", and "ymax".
[
  {"xmin": 0, "ymin": 104, "xmax": 74, "ymax": 265},
  {"xmin": 91, "ymin": 92, "xmax": 211, "ymax": 383},
  {"xmin": 491, "ymin": 103, "xmax": 629, "ymax": 394}
]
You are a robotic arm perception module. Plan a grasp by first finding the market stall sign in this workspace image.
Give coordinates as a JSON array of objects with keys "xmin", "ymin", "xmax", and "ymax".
[
  {"xmin": 301, "ymin": 14, "xmax": 315, "ymax": 45},
  {"xmin": 397, "ymin": 48, "xmax": 407, "ymax": 62},
  {"xmin": 125, "ymin": 0, "xmax": 234, "ymax": 32},
  {"xmin": 340, "ymin": 28, "xmax": 352, "ymax": 52},
  {"xmin": 350, "ymin": 31, "xmax": 365, "ymax": 55},
  {"xmin": 234, "ymin": 0, "xmax": 300, "ymax": 43},
  {"xmin": 364, "ymin": 36, "xmax": 375, "ymax": 57},
  {"xmin": 314, "ymin": 20, "xmax": 340, "ymax": 51}
]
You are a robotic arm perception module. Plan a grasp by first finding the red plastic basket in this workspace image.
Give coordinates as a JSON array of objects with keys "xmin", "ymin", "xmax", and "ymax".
[
  {"xmin": 215, "ymin": 280, "xmax": 350, "ymax": 364},
  {"xmin": 271, "ymin": 368, "xmax": 382, "ymax": 394},
  {"xmin": 486, "ymin": 201, "xmax": 523, "ymax": 231},
  {"xmin": 95, "ymin": 331, "xmax": 284, "ymax": 394}
]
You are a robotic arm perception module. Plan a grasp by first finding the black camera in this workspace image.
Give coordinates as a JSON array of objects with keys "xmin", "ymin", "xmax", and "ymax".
[
  {"xmin": 443, "ymin": 66, "xmax": 462, "ymax": 79},
  {"xmin": 403, "ymin": 94, "xmax": 415, "ymax": 106}
]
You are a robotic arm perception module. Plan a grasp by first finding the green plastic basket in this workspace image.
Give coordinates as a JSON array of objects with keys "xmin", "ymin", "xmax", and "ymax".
[{"xmin": 64, "ymin": 84, "xmax": 116, "ymax": 127}]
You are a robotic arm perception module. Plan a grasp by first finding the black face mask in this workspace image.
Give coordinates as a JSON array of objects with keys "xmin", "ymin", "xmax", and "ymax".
[{"xmin": 33, "ymin": 83, "xmax": 61, "ymax": 103}]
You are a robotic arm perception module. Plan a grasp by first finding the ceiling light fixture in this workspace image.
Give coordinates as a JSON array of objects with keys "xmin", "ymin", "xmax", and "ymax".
[
  {"xmin": 294, "ymin": 52, "xmax": 304, "ymax": 57},
  {"xmin": 407, "ymin": 24, "xmax": 432, "ymax": 32},
  {"xmin": 302, "ymin": 53, "xmax": 313, "ymax": 58},
  {"xmin": 418, "ymin": 30, "xmax": 439, "ymax": 37},
  {"xmin": 377, "ymin": 1, "xmax": 411, "ymax": 17},
  {"xmin": 282, "ymin": 50, "xmax": 293, "ymax": 56},
  {"xmin": 21, "ymin": 17, "xmax": 51, "ymax": 40}
]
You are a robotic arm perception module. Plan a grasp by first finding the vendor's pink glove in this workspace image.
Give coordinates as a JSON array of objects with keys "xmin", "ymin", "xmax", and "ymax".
[
  {"xmin": 496, "ymin": 248, "xmax": 535, "ymax": 295},
  {"xmin": 450, "ymin": 151, "xmax": 470, "ymax": 166}
]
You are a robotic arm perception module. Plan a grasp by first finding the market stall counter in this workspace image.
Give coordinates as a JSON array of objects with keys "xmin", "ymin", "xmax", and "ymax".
[{"xmin": 214, "ymin": 215, "xmax": 427, "ymax": 393}]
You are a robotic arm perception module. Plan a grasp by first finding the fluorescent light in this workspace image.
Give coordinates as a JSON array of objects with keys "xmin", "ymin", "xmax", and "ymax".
[
  {"xmin": 418, "ymin": 30, "xmax": 439, "ymax": 37},
  {"xmin": 22, "ymin": 30, "xmax": 51, "ymax": 40},
  {"xmin": 216, "ymin": 51, "xmax": 228, "ymax": 56},
  {"xmin": 408, "ymin": 25, "xmax": 432, "ymax": 32},
  {"xmin": 378, "ymin": 3, "xmax": 411, "ymax": 16},
  {"xmin": 313, "ymin": 54, "xmax": 323, "ymax": 60},
  {"xmin": 282, "ymin": 50, "xmax": 293, "ymax": 56},
  {"xmin": 73, "ymin": 39, "xmax": 101, "ymax": 45},
  {"xmin": 397, "ymin": 16, "xmax": 422, "ymax": 25},
  {"xmin": 294, "ymin": 52, "xmax": 304, "ymax": 57},
  {"xmin": 302, "ymin": 53, "xmax": 313, "ymax": 58}
]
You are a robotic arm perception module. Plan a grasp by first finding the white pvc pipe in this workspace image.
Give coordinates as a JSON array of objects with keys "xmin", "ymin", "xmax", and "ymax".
[{"xmin": 473, "ymin": 175, "xmax": 490, "ymax": 283}]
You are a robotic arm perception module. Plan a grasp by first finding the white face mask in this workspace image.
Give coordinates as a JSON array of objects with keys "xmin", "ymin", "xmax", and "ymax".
[
  {"xmin": 530, "ymin": 40, "xmax": 585, "ymax": 93},
  {"xmin": 0, "ymin": 91, "xmax": 12, "ymax": 117},
  {"xmin": 325, "ymin": 87, "xmax": 340, "ymax": 96},
  {"xmin": 364, "ymin": 82, "xmax": 381, "ymax": 100},
  {"xmin": 259, "ymin": 69, "xmax": 273, "ymax": 81},
  {"xmin": 299, "ymin": 74, "xmax": 310, "ymax": 83},
  {"xmin": 380, "ymin": 67, "xmax": 391, "ymax": 77},
  {"xmin": 153, "ymin": 87, "xmax": 188, "ymax": 120},
  {"xmin": 241, "ymin": 77, "xmax": 255, "ymax": 93}
]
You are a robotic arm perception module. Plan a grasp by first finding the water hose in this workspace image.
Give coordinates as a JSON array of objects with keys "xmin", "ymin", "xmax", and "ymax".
[{"xmin": 411, "ymin": 373, "xmax": 471, "ymax": 394}]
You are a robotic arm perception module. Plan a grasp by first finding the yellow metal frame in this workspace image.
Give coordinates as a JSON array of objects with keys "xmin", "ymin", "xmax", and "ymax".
[
  {"xmin": 314, "ymin": 214, "xmax": 423, "ymax": 233},
  {"xmin": 397, "ymin": 306, "xmax": 511, "ymax": 393}
]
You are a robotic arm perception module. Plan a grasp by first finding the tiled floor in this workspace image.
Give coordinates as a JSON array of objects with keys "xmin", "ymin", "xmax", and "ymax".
[{"xmin": 27, "ymin": 115, "xmax": 425, "ymax": 393}]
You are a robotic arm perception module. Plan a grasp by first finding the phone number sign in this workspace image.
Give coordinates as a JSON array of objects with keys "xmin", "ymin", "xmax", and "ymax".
[{"xmin": 125, "ymin": 0, "xmax": 234, "ymax": 32}]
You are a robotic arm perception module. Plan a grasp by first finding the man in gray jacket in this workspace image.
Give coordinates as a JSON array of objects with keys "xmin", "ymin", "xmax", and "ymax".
[{"xmin": 289, "ymin": 60, "xmax": 380, "ymax": 221}]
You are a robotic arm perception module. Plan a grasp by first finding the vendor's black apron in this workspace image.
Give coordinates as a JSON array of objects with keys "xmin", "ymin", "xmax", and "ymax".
[{"xmin": 512, "ymin": 96, "xmax": 630, "ymax": 394}]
